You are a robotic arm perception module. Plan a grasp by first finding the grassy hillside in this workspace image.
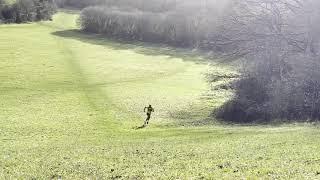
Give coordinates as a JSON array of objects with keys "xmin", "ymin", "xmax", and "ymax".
[{"xmin": 1, "ymin": 11, "xmax": 320, "ymax": 179}]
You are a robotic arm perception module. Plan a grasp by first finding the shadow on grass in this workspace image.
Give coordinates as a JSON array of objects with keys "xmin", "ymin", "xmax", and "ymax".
[
  {"xmin": 133, "ymin": 124, "xmax": 147, "ymax": 130},
  {"xmin": 51, "ymin": 29, "xmax": 220, "ymax": 64}
]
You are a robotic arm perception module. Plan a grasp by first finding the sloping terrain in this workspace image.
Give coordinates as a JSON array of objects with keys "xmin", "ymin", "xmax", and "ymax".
[{"xmin": 1, "ymin": 11, "xmax": 320, "ymax": 179}]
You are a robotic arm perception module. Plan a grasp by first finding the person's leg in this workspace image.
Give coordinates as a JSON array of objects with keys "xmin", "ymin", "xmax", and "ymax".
[
  {"xmin": 148, "ymin": 114, "xmax": 151, "ymax": 124},
  {"xmin": 144, "ymin": 114, "xmax": 149, "ymax": 126},
  {"xmin": 146, "ymin": 114, "xmax": 151, "ymax": 125}
]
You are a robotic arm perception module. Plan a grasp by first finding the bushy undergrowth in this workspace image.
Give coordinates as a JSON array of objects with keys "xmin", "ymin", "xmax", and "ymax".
[
  {"xmin": 0, "ymin": 0, "xmax": 56, "ymax": 23},
  {"xmin": 79, "ymin": 1, "xmax": 227, "ymax": 48},
  {"xmin": 55, "ymin": 0, "xmax": 104, "ymax": 9},
  {"xmin": 218, "ymin": 55, "xmax": 320, "ymax": 123}
]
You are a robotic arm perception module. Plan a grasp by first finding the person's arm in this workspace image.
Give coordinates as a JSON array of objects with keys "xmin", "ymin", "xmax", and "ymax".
[{"xmin": 152, "ymin": 108, "xmax": 155, "ymax": 112}]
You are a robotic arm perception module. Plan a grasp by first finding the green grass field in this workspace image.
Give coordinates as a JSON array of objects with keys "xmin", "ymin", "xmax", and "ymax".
[{"xmin": 1, "ymin": 11, "xmax": 320, "ymax": 179}]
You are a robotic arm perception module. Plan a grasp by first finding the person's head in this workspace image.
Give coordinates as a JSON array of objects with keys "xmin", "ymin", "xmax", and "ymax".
[{"xmin": 149, "ymin": 104, "xmax": 152, "ymax": 107}]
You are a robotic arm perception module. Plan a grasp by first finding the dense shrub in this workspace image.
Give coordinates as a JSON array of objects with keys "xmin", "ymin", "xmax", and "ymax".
[
  {"xmin": 79, "ymin": 1, "xmax": 228, "ymax": 48},
  {"xmin": 55, "ymin": 0, "xmax": 104, "ymax": 9},
  {"xmin": 0, "ymin": 0, "xmax": 4, "ymax": 21},
  {"xmin": 56, "ymin": 0, "xmax": 178, "ymax": 12},
  {"xmin": 0, "ymin": 0, "xmax": 56, "ymax": 23}
]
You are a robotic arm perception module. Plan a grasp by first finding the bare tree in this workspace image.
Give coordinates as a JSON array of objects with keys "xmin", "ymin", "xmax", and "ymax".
[{"xmin": 216, "ymin": 0, "xmax": 320, "ymax": 122}]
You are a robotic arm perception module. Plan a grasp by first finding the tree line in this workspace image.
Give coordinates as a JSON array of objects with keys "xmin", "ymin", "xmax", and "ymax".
[
  {"xmin": 55, "ymin": 0, "xmax": 178, "ymax": 12},
  {"xmin": 54, "ymin": 0, "xmax": 104, "ymax": 9},
  {"xmin": 79, "ymin": 0, "xmax": 226, "ymax": 48},
  {"xmin": 215, "ymin": 0, "xmax": 320, "ymax": 123},
  {"xmin": 0, "ymin": 0, "xmax": 56, "ymax": 23}
]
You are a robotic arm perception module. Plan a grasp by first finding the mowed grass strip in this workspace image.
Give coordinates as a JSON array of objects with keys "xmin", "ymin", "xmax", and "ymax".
[{"xmin": 1, "ymin": 11, "xmax": 320, "ymax": 179}]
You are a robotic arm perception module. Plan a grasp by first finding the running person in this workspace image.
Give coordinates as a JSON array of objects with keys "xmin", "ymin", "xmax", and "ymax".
[{"xmin": 144, "ymin": 105, "xmax": 154, "ymax": 126}]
